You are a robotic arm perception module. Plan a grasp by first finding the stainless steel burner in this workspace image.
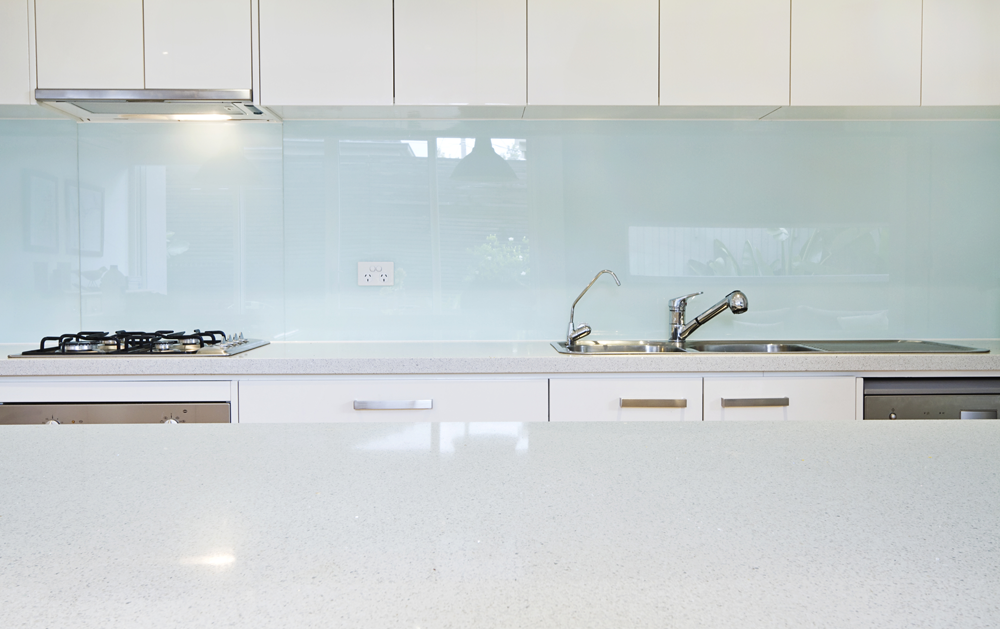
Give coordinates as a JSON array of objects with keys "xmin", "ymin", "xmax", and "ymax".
[{"xmin": 10, "ymin": 329, "xmax": 269, "ymax": 358}]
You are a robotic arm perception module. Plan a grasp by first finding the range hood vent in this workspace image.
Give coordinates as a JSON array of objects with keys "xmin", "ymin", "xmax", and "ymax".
[{"xmin": 34, "ymin": 89, "xmax": 277, "ymax": 122}]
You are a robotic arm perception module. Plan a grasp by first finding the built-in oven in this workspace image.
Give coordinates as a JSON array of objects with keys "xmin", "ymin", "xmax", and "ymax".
[
  {"xmin": 0, "ymin": 402, "xmax": 231, "ymax": 424},
  {"xmin": 864, "ymin": 378, "xmax": 1000, "ymax": 420}
]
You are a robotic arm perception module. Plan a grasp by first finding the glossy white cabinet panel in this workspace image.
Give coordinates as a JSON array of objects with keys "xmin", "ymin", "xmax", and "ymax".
[
  {"xmin": 660, "ymin": 0, "xmax": 790, "ymax": 106},
  {"xmin": 143, "ymin": 0, "xmax": 251, "ymax": 90},
  {"xmin": 527, "ymin": 0, "xmax": 658, "ymax": 105},
  {"xmin": 790, "ymin": 0, "xmax": 921, "ymax": 106},
  {"xmin": 395, "ymin": 0, "xmax": 526, "ymax": 105},
  {"xmin": 0, "ymin": 380, "xmax": 232, "ymax": 403},
  {"xmin": 0, "ymin": 0, "xmax": 30, "ymax": 104},
  {"xmin": 239, "ymin": 378, "xmax": 548, "ymax": 423},
  {"xmin": 35, "ymin": 0, "xmax": 144, "ymax": 89},
  {"xmin": 550, "ymin": 377, "xmax": 703, "ymax": 422},
  {"xmin": 259, "ymin": 0, "xmax": 393, "ymax": 106},
  {"xmin": 923, "ymin": 0, "xmax": 1000, "ymax": 106},
  {"xmin": 703, "ymin": 376, "xmax": 856, "ymax": 421}
]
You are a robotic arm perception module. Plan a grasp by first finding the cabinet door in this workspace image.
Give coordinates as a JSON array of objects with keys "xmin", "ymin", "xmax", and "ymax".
[
  {"xmin": 550, "ymin": 377, "xmax": 703, "ymax": 422},
  {"xmin": 922, "ymin": 0, "xmax": 1000, "ymax": 106},
  {"xmin": 704, "ymin": 376, "xmax": 856, "ymax": 421},
  {"xmin": 394, "ymin": 0, "xmax": 525, "ymax": 105},
  {"xmin": 660, "ymin": 0, "xmax": 789, "ymax": 106},
  {"xmin": 238, "ymin": 378, "xmax": 548, "ymax": 423},
  {"xmin": 790, "ymin": 0, "xmax": 922, "ymax": 106},
  {"xmin": 35, "ymin": 0, "xmax": 144, "ymax": 89},
  {"xmin": 143, "ymin": 0, "xmax": 251, "ymax": 90},
  {"xmin": 259, "ymin": 0, "xmax": 393, "ymax": 106},
  {"xmin": 527, "ymin": 0, "xmax": 658, "ymax": 105},
  {"xmin": 0, "ymin": 0, "xmax": 30, "ymax": 104}
]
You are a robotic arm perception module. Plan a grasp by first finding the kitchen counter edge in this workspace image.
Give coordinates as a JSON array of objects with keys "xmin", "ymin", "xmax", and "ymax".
[{"xmin": 2, "ymin": 340, "xmax": 1000, "ymax": 377}]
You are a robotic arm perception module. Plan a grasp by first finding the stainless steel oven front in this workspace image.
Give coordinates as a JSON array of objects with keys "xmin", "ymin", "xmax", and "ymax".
[
  {"xmin": 864, "ymin": 378, "xmax": 1000, "ymax": 420},
  {"xmin": 0, "ymin": 402, "xmax": 231, "ymax": 425}
]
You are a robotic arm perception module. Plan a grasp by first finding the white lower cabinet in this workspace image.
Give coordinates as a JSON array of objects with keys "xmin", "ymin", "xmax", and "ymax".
[
  {"xmin": 238, "ymin": 377, "xmax": 548, "ymax": 423},
  {"xmin": 703, "ymin": 376, "xmax": 856, "ymax": 421},
  {"xmin": 549, "ymin": 377, "xmax": 703, "ymax": 422}
]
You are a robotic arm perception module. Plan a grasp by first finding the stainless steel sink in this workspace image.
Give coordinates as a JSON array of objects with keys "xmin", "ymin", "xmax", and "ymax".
[
  {"xmin": 682, "ymin": 341, "xmax": 823, "ymax": 353},
  {"xmin": 552, "ymin": 339, "xmax": 987, "ymax": 355},
  {"xmin": 551, "ymin": 340, "xmax": 688, "ymax": 354},
  {"xmin": 801, "ymin": 340, "xmax": 987, "ymax": 353}
]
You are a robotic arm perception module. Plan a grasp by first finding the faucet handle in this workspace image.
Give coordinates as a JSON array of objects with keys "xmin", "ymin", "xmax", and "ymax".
[{"xmin": 668, "ymin": 292, "xmax": 703, "ymax": 312}]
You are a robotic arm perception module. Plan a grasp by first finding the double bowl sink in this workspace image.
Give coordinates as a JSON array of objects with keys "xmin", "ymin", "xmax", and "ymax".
[{"xmin": 552, "ymin": 340, "xmax": 988, "ymax": 354}]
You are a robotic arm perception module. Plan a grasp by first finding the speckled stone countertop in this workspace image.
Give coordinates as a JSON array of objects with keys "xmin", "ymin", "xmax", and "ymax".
[
  {"xmin": 2, "ymin": 339, "xmax": 1000, "ymax": 377},
  {"xmin": 0, "ymin": 421, "xmax": 997, "ymax": 628}
]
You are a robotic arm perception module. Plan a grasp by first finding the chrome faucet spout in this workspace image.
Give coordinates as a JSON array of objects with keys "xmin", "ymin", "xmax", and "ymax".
[
  {"xmin": 567, "ymin": 270, "xmax": 621, "ymax": 345},
  {"xmin": 668, "ymin": 290, "xmax": 748, "ymax": 341}
]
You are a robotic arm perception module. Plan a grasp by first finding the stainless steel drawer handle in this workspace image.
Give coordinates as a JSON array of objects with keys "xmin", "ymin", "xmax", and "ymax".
[
  {"xmin": 620, "ymin": 398, "xmax": 687, "ymax": 408},
  {"xmin": 353, "ymin": 400, "xmax": 433, "ymax": 411},
  {"xmin": 722, "ymin": 397, "xmax": 790, "ymax": 408}
]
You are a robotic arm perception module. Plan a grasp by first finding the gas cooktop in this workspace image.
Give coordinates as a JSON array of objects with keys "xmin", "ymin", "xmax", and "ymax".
[{"xmin": 8, "ymin": 330, "xmax": 268, "ymax": 357}]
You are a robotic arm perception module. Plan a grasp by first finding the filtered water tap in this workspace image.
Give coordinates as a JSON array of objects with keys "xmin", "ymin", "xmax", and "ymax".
[{"xmin": 566, "ymin": 270, "xmax": 621, "ymax": 345}]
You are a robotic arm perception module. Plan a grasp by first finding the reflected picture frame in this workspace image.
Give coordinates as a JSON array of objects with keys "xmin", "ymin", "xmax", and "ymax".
[
  {"xmin": 66, "ymin": 181, "xmax": 105, "ymax": 257},
  {"xmin": 22, "ymin": 171, "xmax": 59, "ymax": 253}
]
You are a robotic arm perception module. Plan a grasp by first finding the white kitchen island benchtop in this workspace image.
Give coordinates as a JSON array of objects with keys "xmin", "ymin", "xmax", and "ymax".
[
  {"xmin": 2, "ymin": 339, "xmax": 1000, "ymax": 376},
  {"xmin": 0, "ymin": 422, "xmax": 997, "ymax": 628}
]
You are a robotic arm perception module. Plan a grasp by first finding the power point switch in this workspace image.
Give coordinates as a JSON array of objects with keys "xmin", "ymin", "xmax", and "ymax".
[{"xmin": 358, "ymin": 261, "xmax": 394, "ymax": 286}]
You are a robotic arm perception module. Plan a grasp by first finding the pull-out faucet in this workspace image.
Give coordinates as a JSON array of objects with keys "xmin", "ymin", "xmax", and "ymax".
[
  {"xmin": 668, "ymin": 290, "xmax": 748, "ymax": 342},
  {"xmin": 566, "ymin": 270, "xmax": 621, "ymax": 345}
]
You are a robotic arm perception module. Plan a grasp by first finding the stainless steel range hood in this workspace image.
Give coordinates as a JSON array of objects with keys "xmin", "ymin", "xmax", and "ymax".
[{"xmin": 34, "ymin": 89, "xmax": 278, "ymax": 122}]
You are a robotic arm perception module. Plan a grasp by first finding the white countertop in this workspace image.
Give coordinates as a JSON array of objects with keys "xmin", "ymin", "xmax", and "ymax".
[
  {"xmin": 2, "ymin": 339, "xmax": 1000, "ymax": 377},
  {"xmin": 0, "ymin": 421, "xmax": 997, "ymax": 628}
]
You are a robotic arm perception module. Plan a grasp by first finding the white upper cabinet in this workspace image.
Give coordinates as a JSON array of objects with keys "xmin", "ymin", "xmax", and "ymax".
[
  {"xmin": 0, "ymin": 0, "xmax": 31, "ymax": 103},
  {"xmin": 394, "ymin": 0, "xmax": 526, "ymax": 106},
  {"xmin": 922, "ymin": 0, "xmax": 1000, "ymax": 106},
  {"xmin": 791, "ymin": 0, "xmax": 922, "ymax": 106},
  {"xmin": 527, "ymin": 0, "xmax": 658, "ymax": 106},
  {"xmin": 660, "ymin": 0, "xmax": 790, "ymax": 106},
  {"xmin": 143, "ymin": 0, "xmax": 251, "ymax": 90},
  {"xmin": 35, "ymin": 0, "xmax": 144, "ymax": 89},
  {"xmin": 259, "ymin": 0, "xmax": 393, "ymax": 106}
]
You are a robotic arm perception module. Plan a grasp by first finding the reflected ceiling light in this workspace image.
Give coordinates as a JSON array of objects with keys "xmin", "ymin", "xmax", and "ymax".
[
  {"xmin": 179, "ymin": 553, "xmax": 236, "ymax": 566},
  {"xmin": 449, "ymin": 137, "xmax": 518, "ymax": 182}
]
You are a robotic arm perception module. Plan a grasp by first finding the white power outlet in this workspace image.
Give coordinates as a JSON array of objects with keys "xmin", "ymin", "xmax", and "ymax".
[{"xmin": 358, "ymin": 261, "xmax": 394, "ymax": 286}]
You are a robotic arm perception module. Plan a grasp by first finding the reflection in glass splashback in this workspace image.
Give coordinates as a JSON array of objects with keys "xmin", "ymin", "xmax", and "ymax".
[
  {"xmin": 629, "ymin": 226, "xmax": 889, "ymax": 278},
  {"xmin": 0, "ymin": 119, "xmax": 998, "ymax": 342},
  {"xmin": 75, "ymin": 123, "xmax": 284, "ymax": 339},
  {"xmin": 284, "ymin": 120, "xmax": 1000, "ymax": 341},
  {"xmin": 0, "ymin": 121, "xmax": 80, "ymax": 341}
]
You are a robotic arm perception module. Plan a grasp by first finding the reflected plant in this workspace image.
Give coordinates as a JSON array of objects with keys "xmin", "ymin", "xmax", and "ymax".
[
  {"xmin": 687, "ymin": 227, "xmax": 888, "ymax": 277},
  {"xmin": 166, "ymin": 231, "xmax": 190, "ymax": 258},
  {"xmin": 466, "ymin": 234, "xmax": 530, "ymax": 287}
]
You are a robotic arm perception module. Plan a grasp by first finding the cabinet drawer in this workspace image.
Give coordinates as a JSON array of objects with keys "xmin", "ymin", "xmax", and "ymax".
[
  {"xmin": 238, "ymin": 378, "xmax": 548, "ymax": 423},
  {"xmin": 703, "ymin": 377, "xmax": 856, "ymax": 421},
  {"xmin": 550, "ymin": 377, "xmax": 703, "ymax": 422}
]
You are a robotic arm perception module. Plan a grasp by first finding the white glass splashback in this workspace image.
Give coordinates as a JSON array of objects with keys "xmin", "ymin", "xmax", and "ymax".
[{"xmin": 1, "ymin": 119, "xmax": 997, "ymax": 342}]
